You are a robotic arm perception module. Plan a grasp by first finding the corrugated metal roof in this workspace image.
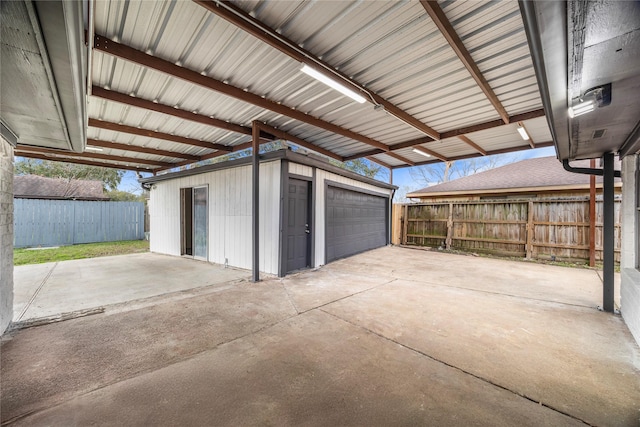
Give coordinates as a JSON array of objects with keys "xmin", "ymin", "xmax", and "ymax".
[{"xmin": 72, "ymin": 0, "xmax": 552, "ymax": 172}]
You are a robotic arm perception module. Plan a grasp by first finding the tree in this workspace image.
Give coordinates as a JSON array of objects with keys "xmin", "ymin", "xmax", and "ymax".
[
  {"xmin": 393, "ymin": 185, "xmax": 418, "ymax": 203},
  {"xmin": 105, "ymin": 190, "xmax": 147, "ymax": 202},
  {"xmin": 330, "ymin": 158, "xmax": 388, "ymax": 180},
  {"xmin": 15, "ymin": 158, "xmax": 124, "ymax": 191},
  {"xmin": 409, "ymin": 153, "xmax": 521, "ymax": 188}
]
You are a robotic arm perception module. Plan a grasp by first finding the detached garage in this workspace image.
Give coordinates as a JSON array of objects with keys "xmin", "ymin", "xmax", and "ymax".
[{"xmin": 141, "ymin": 149, "xmax": 395, "ymax": 277}]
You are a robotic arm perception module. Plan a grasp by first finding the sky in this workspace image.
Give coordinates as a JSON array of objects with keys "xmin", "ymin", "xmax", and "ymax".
[{"xmin": 118, "ymin": 145, "xmax": 558, "ymax": 195}]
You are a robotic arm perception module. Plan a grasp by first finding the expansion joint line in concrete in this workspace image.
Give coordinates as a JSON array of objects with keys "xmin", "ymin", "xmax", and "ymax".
[
  {"xmin": 319, "ymin": 309, "xmax": 594, "ymax": 427},
  {"xmin": 16, "ymin": 262, "xmax": 58, "ymax": 322},
  {"xmin": 297, "ymin": 278, "xmax": 399, "ymax": 315},
  {"xmin": 280, "ymin": 282, "xmax": 301, "ymax": 314},
  {"xmin": 401, "ymin": 276, "xmax": 603, "ymax": 311}
]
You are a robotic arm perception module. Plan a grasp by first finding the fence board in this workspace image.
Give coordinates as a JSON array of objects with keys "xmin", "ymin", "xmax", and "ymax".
[
  {"xmin": 14, "ymin": 199, "xmax": 145, "ymax": 248},
  {"xmin": 395, "ymin": 197, "xmax": 621, "ymax": 263}
]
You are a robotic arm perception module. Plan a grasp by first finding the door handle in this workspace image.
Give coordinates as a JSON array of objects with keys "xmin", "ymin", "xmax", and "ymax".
[{"xmin": 305, "ymin": 229, "xmax": 310, "ymax": 234}]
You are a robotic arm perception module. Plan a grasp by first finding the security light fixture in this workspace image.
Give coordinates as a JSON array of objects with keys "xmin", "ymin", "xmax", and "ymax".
[
  {"xmin": 300, "ymin": 64, "xmax": 366, "ymax": 104},
  {"xmin": 85, "ymin": 146, "xmax": 104, "ymax": 152},
  {"xmin": 568, "ymin": 100, "xmax": 595, "ymax": 118},
  {"xmin": 516, "ymin": 123, "xmax": 530, "ymax": 140},
  {"xmin": 568, "ymin": 83, "xmax": 612, "ymax": 118},
  {"xmin": 413, "ymin": 148, "xmax": 432, "ymax": 158}
]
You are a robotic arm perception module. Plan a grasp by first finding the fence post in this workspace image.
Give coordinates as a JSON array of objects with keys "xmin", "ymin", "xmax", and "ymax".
[
  {"xmin": 402, "ymin": 204, "xmax": 409, "ymax": 245},
  {"xmin": 526, "ymin": 201, "xmax": 534, "ymax": 259},
  {"xmin": 445, "ymin": 202, "xmax": 453, "ymax": 249}
]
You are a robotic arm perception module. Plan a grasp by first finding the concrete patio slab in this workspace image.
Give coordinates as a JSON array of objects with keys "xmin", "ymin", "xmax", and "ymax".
[
  {"xmin": 327, "ymin": 247, "xmax": 621, "ymax": 309},
  {"xmin": 12, "ymin": 310, "xmax": 583, "ymax": 427},
  {"xmin": 12, "ymin": 253, "xmax": 249, "ymax": 321},
  {"xmin": 2, "ymin": 246, "xmax": 638, "ymax": 426}
]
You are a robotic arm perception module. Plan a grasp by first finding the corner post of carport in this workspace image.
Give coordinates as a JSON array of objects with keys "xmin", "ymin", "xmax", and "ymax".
[
  {"xmin": 252, "ymin": 121, "xmax": 260, "ymax": 282},
  {"xmin": 602, "ymin": 152, "xmax": 615, "ymax": 312}
]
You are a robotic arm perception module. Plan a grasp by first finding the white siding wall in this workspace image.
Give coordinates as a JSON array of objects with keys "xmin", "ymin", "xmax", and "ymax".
[
  {"xmin": 149, "ymin": 160, "xmax": 281, "ymax": 275},
  {"xmin": 289, "ymin": 162, "xmax": 313, "ymax": 177},
  {"xmin": 1, "ymin": 136, "xmax": 14, "ymax": 335},
  {"xmin": 620, "ymin": 155, "xmax": 640, "ymax": 347},
  {"xmin": 313, "ymin": 169, "xmax": 392, "ymax": 268}
]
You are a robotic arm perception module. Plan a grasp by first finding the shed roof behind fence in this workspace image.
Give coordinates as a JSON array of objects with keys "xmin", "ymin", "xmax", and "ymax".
[
  {"xmin": 13, "ymin": 175, "xmax": 109, "ymax": 201},
  {"xmin": 407, "ymin": 156, "xmax": 622, "ymax": 198}
]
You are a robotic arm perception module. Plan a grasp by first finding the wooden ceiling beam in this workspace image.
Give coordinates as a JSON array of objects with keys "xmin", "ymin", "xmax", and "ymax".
[
  {"xmin": 94, "ymin": 34, "xmax": 389, "ymax": 152},
  {"xmin": 90, "ymin": 89, "xmax": 237, "ymax": 151},
  {"xmin": 87, "ymin": 138, "xmax": 200, "ymax": 161},
  {"xmin": 457, "ymin": 135, "xmax": 487, "ymax": 156},
  {"xmin": 15, "ymin": 150, "xmax": 155, "ymax": 173},
  {"xmin": 420, "ymin": 0, "xmax": 509, "ymax": 124},
  {"xmin": 16, "ymin": 145, "xmax": 174, "ymax": 168},
  {"xmin": 196, "ymin": 0, "xmax": 440, "ymax": 141}
]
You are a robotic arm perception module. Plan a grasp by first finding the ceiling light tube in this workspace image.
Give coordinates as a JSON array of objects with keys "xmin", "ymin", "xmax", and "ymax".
[
  {"xmin": 85, "ymin": 146, "xmax": 104, "ymax": 152},
  {"xmin": 517, "ymin": 125, "xmax": 529, "ymax": 140},
  {"xmin": 568, "ymin": 100, "xmax": 595, "ymax": 118},
  {"xmin": 300, "ymin": 64, "xmax": 366, "ymax": 104},
  {"xmin": 412, "ymin": 148, "xmax": 432, "ymax": 158}
]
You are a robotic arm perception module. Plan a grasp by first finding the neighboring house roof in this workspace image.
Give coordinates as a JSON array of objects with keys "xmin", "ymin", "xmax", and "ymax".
[
  {"xmin": 13, "ymin": 175, "xmax": 109, "ymax": 200},
  {"xmin": 407, "ymin": 156, "xmax": 622, "ymax": 198}
]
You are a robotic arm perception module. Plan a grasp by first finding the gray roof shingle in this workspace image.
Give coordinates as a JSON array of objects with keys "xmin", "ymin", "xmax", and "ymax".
[
  {"xmin": 14, "ymin": 175, "xmax": 109, "ymax": 200},
  {"xmin": 407, "ymin": 156, "xmax": 621, "ymax": 197}
]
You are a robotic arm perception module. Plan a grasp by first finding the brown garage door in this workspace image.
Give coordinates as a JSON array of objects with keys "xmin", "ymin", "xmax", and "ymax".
[{"xmin": 326, "ymin": 186, "xmax": 388, "ymax": 262}]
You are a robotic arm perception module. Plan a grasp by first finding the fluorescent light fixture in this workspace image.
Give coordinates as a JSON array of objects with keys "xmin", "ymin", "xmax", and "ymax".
[
  {"xmin": 413, "ymin": 148, "xmax": 431, "ymax": 158},
  {"xmin": 300, "ymin": 64, "xmax": 366, "ymax": 104},
  {"xmin": 517, "ymin": 125, "xmax": 529, "ymax": 140},
  {"xmin": 568, "ymin": 100, "xmax": 595, "ymax": 118},
  {"xmin": 85, "ymin": 146, "xmax": 104, "ymax": 152}
]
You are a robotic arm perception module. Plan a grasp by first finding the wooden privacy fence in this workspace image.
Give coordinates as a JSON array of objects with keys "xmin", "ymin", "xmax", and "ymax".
[
  {"xmin": 393, "ymin": 198, "xmax": 621, "ymax": 263},
  {"xmin": 14, "ymin": 199, "xmax": 145, "ymax": 248}
]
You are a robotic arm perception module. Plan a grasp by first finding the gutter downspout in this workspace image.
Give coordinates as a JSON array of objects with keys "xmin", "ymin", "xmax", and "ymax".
[
  {"xmin": 562, "ymin": 159, "xmax": 621, "ymax": 177},
  {"xmin": 563, "ymin": 157, "xmax": 619, "ymax": 313}
]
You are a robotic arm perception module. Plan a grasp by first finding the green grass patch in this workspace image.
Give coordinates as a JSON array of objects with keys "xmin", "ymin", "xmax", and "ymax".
[{"xmin": 14, "ymin": 240, "xmax": 150, "ymax": 266}]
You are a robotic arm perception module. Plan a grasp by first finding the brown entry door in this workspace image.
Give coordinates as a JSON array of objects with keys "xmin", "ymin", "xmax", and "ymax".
[{"xmin": 286, "ymin": 178, "xmax": 311, "ymax": 273}]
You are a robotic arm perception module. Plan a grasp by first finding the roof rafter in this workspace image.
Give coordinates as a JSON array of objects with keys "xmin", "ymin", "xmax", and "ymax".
[
  {"xmin": 94, "ymin": 34, "xmax": 390, "ymax": 152},
  {"xmin": 385, "ymin": 151, "xmax": 416, "ymax": 166},
  {"xmin": 518, "ymin": 121, "xmax": 535, "ymax": 148},
  {"xmin": 458, "ymin": 135, "xmax": 486, "ymax": 156},
  {"xmin": 440, "ymin": 109, "xmax": 545, "ymax": 139},
  {"xmin": 195, "ymin": 0, "xmax": 440, "ymax": 141},
  {"xmin": 15, "ymin": 150, "xmax": 155, "ymax": 173},
  {"xmin": 420, "ymin": 0, "xmax": 509, "ymax": 124},
  {"xmin": 89, "ymin": 118, "xmax": 231, "ymax": 153},
  {"xmin": 396, "ymin": 141, "xmax": 555, "ymax": 169},
  {"xmin": 366, "ymin": 156, "xmax": 392, "ymax": 169},
  {"xmin": 90, "ymin": 89, "xmax": 236, "ymax": 151},
  {"xmin": 344, "ymin": 144, "xmax": 447, "ymax": 163},
  {"xmin": 154, "ymin": 150, "xmax": 232, "ymax": 173},
  {"xmin": 257, "ymin": 123, "xmax": 343, "ymax": 161},
  {"xmin": 16, "ymin": 145, "xmax": 174, "ymax": 168},
  {"xmin": 388, "ymin": 109, "xmax": 546, "ymax": 151},
  {"xmin": 87, "ymin": 138, "xmax": 200, "ymax": 161}
]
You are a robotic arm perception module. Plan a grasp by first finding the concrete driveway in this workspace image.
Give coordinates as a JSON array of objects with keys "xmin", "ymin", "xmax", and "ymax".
[{"xmin": 2, "ymin": 246, "xmax": 639, "ymax": 426}]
